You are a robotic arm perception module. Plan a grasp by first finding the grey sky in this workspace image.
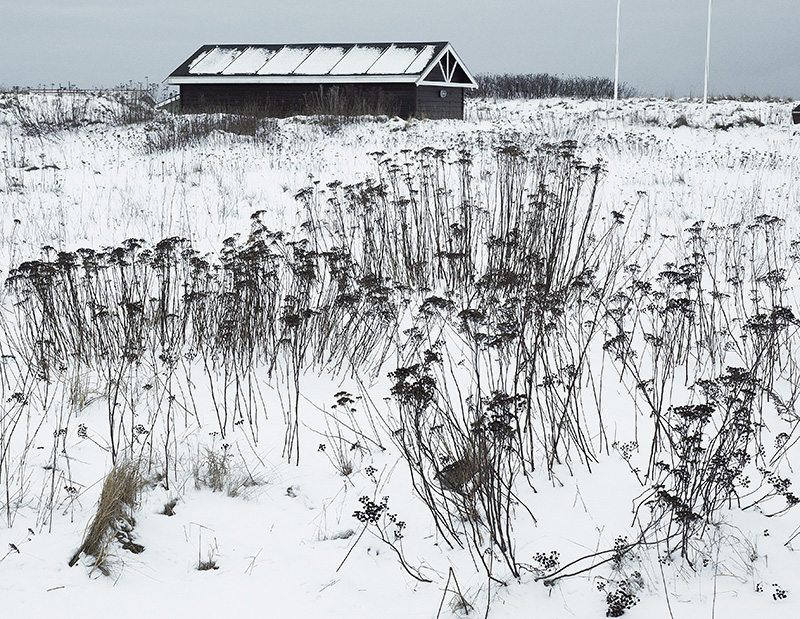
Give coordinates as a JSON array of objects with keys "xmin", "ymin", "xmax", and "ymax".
[{"xmin": 2, "ymin": 0, "xmax": 798, "ymax": 97}]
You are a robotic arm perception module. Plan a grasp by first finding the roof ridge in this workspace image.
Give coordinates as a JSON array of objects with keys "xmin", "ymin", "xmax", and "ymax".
[{"xmin": 200, "ymin": 42, "xmax": 450, "ymax": 48}]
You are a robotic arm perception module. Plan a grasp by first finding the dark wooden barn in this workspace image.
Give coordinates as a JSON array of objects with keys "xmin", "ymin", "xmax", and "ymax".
[
  {"xmin": 165, "ymin": 42, "xmax": 477, "ymax": 119},
  {"xmin": 793, "ymin": 103, "xmax": 800, "ymax": 124}
]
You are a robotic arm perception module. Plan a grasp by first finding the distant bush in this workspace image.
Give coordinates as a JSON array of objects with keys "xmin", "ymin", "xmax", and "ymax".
[
  {"xmin": 9, "ymin": 90, "xmax": 156, "ymax": 136},
  {"xmin": 709, "ymin": 94, "xmax": 789, "ymax": 103},
  {"xmin": 471, "ymin": 73, "xmax": 636, "ymax": 100},
  {"xmin": 669, "ymin": 114, "xmax": 692, "ymax": 129},
  {"xmin": 714, "ymin": 114, "xmax": 765, "ymax": 130}
]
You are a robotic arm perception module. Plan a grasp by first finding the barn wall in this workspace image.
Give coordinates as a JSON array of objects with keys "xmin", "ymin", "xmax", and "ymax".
[
  {"xmin": 415, "ymin": 86, "xmax": 464, "ymax": 120},
  {"xmin": 179, "ymin": 83, "xmax": 417, "ymax": 117}
]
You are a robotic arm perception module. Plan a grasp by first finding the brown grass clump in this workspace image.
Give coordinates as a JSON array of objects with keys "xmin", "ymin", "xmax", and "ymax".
[{"xmin": 68, "ymin": 460, "xmax": 144, "ymax": 574}]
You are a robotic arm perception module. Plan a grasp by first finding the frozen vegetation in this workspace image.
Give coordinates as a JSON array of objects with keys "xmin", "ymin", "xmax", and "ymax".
[{"xmin": 0, "ymin": 90, "xmax": 799, "ymax": 617}]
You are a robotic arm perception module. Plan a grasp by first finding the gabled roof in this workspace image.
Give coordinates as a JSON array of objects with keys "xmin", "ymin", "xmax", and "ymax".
[{"xmin": 166, "ymin": 42, "xmax": 478, "ymax": 88}]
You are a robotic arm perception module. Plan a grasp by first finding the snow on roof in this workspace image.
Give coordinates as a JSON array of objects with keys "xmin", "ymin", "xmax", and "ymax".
[
  {"xmin": 294, "ymin": 46, "xmax": 347, "ymax": 75},
  {"xmin": 221, "ymin": 47, "xmax": 277, "ymax": 75},
  {"xmin": 189, "ymin": 48, "xmax": 242, "ymax": 74},
  {"xmin": 328, "ymin": 46, "xmax": 384, "ymax": 75},
  {"xmin": 367, "ymin": 45, "xmax": 425, "ymax": 75},
  {"xmin": 405, "ymin": 45, "xmax": 437, "ymax": 74},
  {"xmin": 258, "ymin": 47, "xmax": 314, "ymax": 75}
]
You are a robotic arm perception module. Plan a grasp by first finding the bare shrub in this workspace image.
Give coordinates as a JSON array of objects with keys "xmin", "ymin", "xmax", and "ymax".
[
  {"xmin": 302, "ymin": 85, "xmax": 400, "ymax": 130},
  {"xmin": 141, "ymin": 113, "xmax": 278, "ymax": 153}
]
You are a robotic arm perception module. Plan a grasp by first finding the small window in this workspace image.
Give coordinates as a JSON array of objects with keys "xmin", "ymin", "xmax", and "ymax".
[{"xmin": 439, "ymin": 89, "xmax": 448, "ymax": 98}]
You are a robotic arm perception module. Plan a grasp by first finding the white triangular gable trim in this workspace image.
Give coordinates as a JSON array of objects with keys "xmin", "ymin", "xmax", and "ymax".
[{"xmin": 417, "ymin": 43, "xmax": 478, "ymax": 89}]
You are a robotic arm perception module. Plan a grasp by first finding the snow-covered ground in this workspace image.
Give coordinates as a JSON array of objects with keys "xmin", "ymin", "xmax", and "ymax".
[{"xmin": 1, "ymin": 92, "xmax": 799, "ymax": 618}]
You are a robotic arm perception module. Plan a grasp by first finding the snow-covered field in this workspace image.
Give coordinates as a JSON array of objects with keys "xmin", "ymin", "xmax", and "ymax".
[{"xmin": 1, "ymin": 92, "xmax": 799, "ymax": 618}]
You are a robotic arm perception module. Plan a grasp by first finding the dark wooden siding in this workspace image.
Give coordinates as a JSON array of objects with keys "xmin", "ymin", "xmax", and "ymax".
[
  {"xmin": 180, "ymin": 83, "xmax": 417, "ymax": 117},
  {"xmin": 415, "ymin": 86, "xmax": 464, "ymax": 120}
]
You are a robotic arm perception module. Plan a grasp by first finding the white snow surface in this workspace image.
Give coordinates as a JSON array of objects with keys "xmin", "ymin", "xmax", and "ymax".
[{"xmin": 0, "ymin": 93, "xmax": 799, "ymax": 619}]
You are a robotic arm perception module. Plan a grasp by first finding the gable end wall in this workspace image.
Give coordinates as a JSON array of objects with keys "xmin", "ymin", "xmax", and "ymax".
[{"xmin": 415, "ymin": 86, "xmax": 464, "ymax": 120}]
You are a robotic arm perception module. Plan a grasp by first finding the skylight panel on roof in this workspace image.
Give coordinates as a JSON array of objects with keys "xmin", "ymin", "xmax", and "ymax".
[
  {"xmin": 294, "ymin": 46, "xmax": 347, "ymax": 75},
  {"xmin": 367, "ymin": 45, "xmax": 423, "ymax": 75},
  {"xmin": 189, "ymin": 48, "xmax": 242, "ymax": 74},
  {"xmin": 328, "ymin": 46, "xmax": 385, "ymax": 75},
  {"xmin": 221, "ymin": 47, "xmax": 277, "ymax": 75},
  {"xmin": 405, "ymin": 45, "xmax": 436, "ymax": 74},
  {"xmin": 258, "ymin": 47, "xmax": 313, "ymax": 74}
]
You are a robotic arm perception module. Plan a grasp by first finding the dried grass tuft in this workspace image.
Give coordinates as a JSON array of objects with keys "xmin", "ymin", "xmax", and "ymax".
[{"xmin": 68, "ymin": 460, "xmax": 144, "ymax": 574}]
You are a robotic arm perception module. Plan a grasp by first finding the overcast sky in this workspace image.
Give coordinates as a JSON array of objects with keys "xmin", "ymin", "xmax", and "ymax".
[{"xmin": 2, "ymin": 0, "xmax": 798, "ymax": 97}]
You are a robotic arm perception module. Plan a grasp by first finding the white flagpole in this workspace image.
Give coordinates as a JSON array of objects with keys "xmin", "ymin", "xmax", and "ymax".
[
  {"xmin": 614, "ymin": 0, "xmax": 621, "ymax": 108},
  {"xmin": 704, "ymin": 0, "xmax": 713, "ymax": 122}
]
